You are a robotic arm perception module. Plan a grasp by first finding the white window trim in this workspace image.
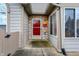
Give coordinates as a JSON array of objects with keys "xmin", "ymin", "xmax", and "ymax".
[{"xmin": 64, "ymin": 7, "xmax": 79, "ymax": 38}]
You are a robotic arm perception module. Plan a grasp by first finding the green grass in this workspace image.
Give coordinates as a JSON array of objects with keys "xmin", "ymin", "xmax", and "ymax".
[{"xmin": 31, "ymin": 40, "xmax": 52, "ymax": 47}]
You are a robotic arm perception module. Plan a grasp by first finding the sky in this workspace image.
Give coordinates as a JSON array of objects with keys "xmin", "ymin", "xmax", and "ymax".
[{"xmin": 0, "ymin": 3, "xmax": 6, "ymax": 25}]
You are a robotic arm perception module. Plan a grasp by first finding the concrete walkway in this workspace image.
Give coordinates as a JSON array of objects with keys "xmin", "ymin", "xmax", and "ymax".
[{"xmin": 13, "ymin": 48, "xmax": 64, "ymax": 56}]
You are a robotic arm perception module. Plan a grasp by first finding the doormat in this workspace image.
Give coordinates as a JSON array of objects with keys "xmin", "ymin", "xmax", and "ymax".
[{"xmin": 30, "ymin": 40, "xmax": 52, "ymax": 47}]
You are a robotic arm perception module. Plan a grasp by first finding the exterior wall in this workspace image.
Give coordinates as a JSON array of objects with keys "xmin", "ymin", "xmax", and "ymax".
[
  {"xmin": 8, "ymin": 3, "xmax": 29, "ymax": 48},
  {"xmin": 5, "ymin": 32, "xmax": 19, "ymax": 55},
  {"xmin": 49, "ymin": 7, "xmax": 61, "ymax": 52},
  {"xmin": 21, "ymin": 6, "xmax": 29, "ymax": 48},
  {"xmin": 0, "ymin": 31, "xmax": 5, "ymax": 55},
  {"xmin": 7, "ymin": 3, "xmax": 22, "ymax": 49},
  {"xmin": 8, "ymin": 3, "xmax": 22, "ymax": 32},
  {"xmin": 60, "ymin": 4, "xmax": 79, "ymax": 52},
  {"xmin": 0, "ymin": 31, "xmax": 19, "ymax": 56},
  {"xmin": 29, "ymin": 17, "xmax": 32, "ymax": 40},
  {"xmin": 0, "ymin": 3, "xmax": 29, "ymax": 55}
]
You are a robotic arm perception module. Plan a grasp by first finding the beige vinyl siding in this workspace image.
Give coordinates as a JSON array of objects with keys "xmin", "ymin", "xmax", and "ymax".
[
  {"xmin": 29, "ymin": 18, "xmax": 32, "ymax": 40},
  {"xmin": 19, "ymin": 6, "xmax": 29, "ymax": 48},
  {"xmin": 9, "ymin": 3, "xmax": 22, "ymax": 32},
  {"xmin": 63, "ymin": 39, "xmax": 79, "ymax": 51},
  {"xmin": 8, "ymin": 3, "xmax": 22, "ymax": 49},
  {"xmin": 5, "ymin": 32, "xmax": 19, "ymax": 55},
  {"xmin": 8, "ymin": 3, "xmax": 29, "ymax": 48},
  {"xmin": 22, "ymin": 10, "xmax": 29, "ymax": 47},
  {"xmin": 0, "ymin": 31, "xmax": 5, "ymax": 55},
  {"xmin": 1, "ymin": 3, "xmax": 22, "ymax": 55}
]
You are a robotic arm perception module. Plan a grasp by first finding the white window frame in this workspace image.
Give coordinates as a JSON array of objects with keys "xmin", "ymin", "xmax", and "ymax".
[
  {"xmin": 64, "ymin": 7, "xmax": 79, "ymax": 38},
  {"xmin": 49, "ymin": 11, "xmax": 57, "ymax": 37}
]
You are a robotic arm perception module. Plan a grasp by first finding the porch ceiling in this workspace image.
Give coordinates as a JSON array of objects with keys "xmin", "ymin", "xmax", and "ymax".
[{"xmin": 22, "ymin": 3, "xmax": 57, "ymax": 16}]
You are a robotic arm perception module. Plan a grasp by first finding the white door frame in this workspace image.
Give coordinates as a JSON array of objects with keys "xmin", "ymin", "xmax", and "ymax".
[{"xmin": 32, "ymin": 17, "xmax": 41, "ymax": 40}]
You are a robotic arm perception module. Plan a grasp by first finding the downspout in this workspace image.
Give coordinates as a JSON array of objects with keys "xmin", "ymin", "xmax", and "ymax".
[
  {"xmin": 53, "ymin": 3, "xmax": 67, "ymax": 55},
  {"xmin": 60, "ymin": 7, "xmax": 67, "ymax": 56},
  {"xmin": 59, "ymin": 7, "xmax": 62, "ymax": 52}
]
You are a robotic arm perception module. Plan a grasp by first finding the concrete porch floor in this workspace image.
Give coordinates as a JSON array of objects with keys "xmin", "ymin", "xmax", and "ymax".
[
  {"xmin": 13, "ymin": 48, "xmax": 64, "ymax": 56},
  {"xmin": 12, "ymin": 40, "xmax": 64, "ymax": 56}
]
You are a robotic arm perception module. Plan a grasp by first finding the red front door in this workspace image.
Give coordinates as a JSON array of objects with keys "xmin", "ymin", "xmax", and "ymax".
[
  {"xmin": 32, "ymin": 18, "xmax": 41, "ymax": 39},
  {"xmin": 33, "ymin": 19, "xmax": 40, "ymax": 35}
]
